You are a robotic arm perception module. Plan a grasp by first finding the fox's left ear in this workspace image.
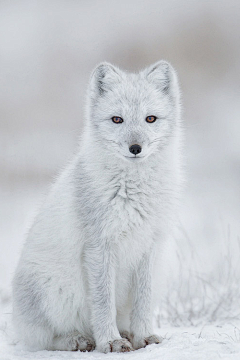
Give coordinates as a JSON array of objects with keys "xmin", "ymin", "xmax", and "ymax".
[
  {"xmin": 144, "ymin": 60, "xmax": 180, "ymax": 98},
  {"xmin": 89, "ymin": 62, "xmax": 122, "ymax": 98}
]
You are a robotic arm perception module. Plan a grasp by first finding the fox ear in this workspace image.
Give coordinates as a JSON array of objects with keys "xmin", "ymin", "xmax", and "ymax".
[
  {"xmin": 89, "ymin": 62, "xmax": 122, "ymax": 97},
  {"xmin": 144, "ymin": 60, "xmax": 179, "ymax": 96}
]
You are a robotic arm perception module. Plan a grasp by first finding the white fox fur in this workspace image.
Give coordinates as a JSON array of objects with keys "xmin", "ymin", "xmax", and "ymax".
[{"xmin": 12, "ymin": 61, "xmax": 183, "ymax": 353}]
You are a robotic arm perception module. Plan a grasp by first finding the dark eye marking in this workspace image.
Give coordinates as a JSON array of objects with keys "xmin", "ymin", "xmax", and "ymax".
[
  {"xmin": 112, "ymin": 116, "xmax": 124, "ymax": 124},
  {"xmin": 146, "ymin": 115, "xmax": 157, "ymax": 123}
]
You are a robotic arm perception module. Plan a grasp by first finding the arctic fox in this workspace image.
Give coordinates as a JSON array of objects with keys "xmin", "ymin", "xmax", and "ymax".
[{"xmin": 12, "ymin": 61, "xmax": 182, "ymax": 353}]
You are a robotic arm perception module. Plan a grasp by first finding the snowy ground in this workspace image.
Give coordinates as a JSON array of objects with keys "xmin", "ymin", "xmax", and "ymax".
[{"xmin": 1, "ymin": 304, "xmax": 240, "ymax": 360}]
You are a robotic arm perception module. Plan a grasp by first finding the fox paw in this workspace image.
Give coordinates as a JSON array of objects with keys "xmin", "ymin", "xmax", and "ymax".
[
  {"xmin": 132, "ymin": 334, "xmax": 163, "ymax": 350},
  {"xmin": 120, "ymin": 331, "xmax": 133, "ymax": 343},
  {"xmin": 75, "ymin": 336, "xmax": 95, "ymax": 352},
  {"xmin": 51, "ymin": 332, "xmax": 95, "ymax": 351},
  {"xmin": 98, "ymin": 338, "xmax": 134, "ymax": 353}
]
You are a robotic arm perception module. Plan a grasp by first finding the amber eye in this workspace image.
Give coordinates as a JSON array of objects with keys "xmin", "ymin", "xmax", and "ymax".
[
  {"xmin": 112, "ymin": 116, "xmax": 124, "ymax": 124},
  {"xmin": 146, "ymin": 115, "xmax": 157, "ymax": 123}
]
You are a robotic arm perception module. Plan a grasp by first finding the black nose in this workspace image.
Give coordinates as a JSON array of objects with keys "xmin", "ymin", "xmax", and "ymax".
[{"xmin": 129, "ymin": 144, "xmax": 142, "ymax": 155}]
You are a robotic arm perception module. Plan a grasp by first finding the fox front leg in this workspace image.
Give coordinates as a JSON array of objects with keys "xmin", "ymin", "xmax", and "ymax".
[
  {"xmin": 84, "ymin": 240, "xmax": 133, "ymax": 353},
  {"xmin": 130, "ymin": 249, "xmax": 163, "ymax": 350}
]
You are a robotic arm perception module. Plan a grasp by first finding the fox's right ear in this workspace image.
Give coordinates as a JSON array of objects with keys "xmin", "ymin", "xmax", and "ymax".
[{"xmin": 89, "ymin": 62, "xmax": 122, "ymax": 97}]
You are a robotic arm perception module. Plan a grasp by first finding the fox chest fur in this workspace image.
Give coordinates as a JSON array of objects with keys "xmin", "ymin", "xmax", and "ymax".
[{"xmin": 72, "ymin": 154, "xmax": 173, "ymax": 267}]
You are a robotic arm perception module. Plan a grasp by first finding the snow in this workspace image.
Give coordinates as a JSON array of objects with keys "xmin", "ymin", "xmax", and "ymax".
[{"xmin": 1, "ymin": 305, "xmax": 240, "ymax": 360}]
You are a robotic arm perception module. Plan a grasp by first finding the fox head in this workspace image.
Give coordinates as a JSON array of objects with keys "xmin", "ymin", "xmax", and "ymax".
[{"xmin": 86, "ymin": 61, "xmax": 181, "ymax": 163}]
